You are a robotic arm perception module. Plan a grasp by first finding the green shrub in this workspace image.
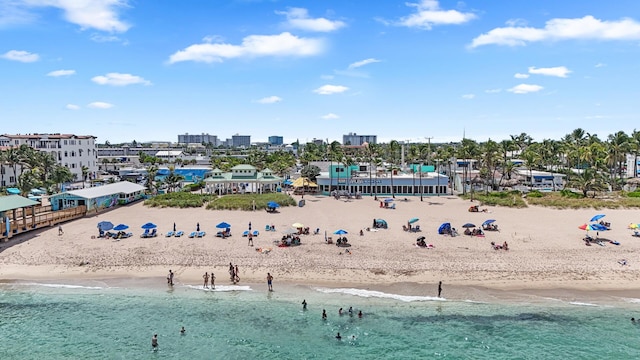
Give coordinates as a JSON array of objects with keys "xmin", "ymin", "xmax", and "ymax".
[
  {"xmin": 206, "ymin": 193, "xmax": 296, "ymax": 211},
  {"xmin": 626, "ymin": 191, "xmax": 640, "ymax": 198},
  {"xmin": 144, "ymin": 192, "xmax": 214, "ymax": 208},
  {"xmin": 460, "ymin": 192, "xmax": 527, "ymax": 208},
  {"xmin": 560, "ymin": 189, "xmax": 584, "ymax": 199},
  {"xmin": 527, "ymin": 190, "xmax": 543, "ymax": 198}
]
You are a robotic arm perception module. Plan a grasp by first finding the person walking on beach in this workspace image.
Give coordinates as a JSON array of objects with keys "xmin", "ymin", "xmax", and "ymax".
[
  {"xmin": 151, "ymin": 334, "xmax": 158, "ymax": 350},
  {"xmin": 267, "ymin": 272, "xmax": 273, "ymax": 291},
  {"xmin": 203, "ymin": 272, "xmax": 209, "ymax": 288},
  {"xmin": 438, "ymin": 281, "xmax": 443, "ymax": 298},
  {"xmin": 234, "ymin": 265, "xmax": 240, "ymax": 283},
  {"xmin": 229, "ymin": 262, "xmax": 234, "ymax": 283},
  {"xmin": 58, "ymin": 224, "xmax": 63, "ymax": 236},
  {"xmin": 167, "ymin": 270, "xmax": 174, "ymax": 286},
  {"xmin": 248, "ymin": 232, "xmax": 253, "ymax": 246},
  {"xmin": 210, "ymin": 272, "xmax": 215, "ymax": 289}
]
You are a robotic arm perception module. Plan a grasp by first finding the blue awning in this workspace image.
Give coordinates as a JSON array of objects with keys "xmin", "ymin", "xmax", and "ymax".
[{"xmin": 6, "ymin": 188, "xmax": 20, "ymax": 195}]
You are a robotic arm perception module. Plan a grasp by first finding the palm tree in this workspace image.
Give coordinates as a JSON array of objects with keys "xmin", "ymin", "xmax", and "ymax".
[
  {"xmin": 145, "ymin": 164, "xmax": 159, "ymax": 194},
  {"xmin": 568, "ymin": 168, "xmax": 607, "ymax": 198},
  {"xmin": 631, "ymin": 129, "xmax": 640, "ymax": 178},
  {"xmin": 50, "ymin": 165, "xmax": 73, "ymax": 192},
  {"xmin": 365, "ymin": 143, "xmax": 381, "ymax": 199},
  {"xmin": 606, "ymin": 131, "xmax": 630, "ymax": 190},
  {"xmin": 163, "ymin": 166, "xmax": 185, "ymax": 193},
  {"xmin": 5, "ymin": 146, "xmax": 21, "ymax": 185},
  {"xmin": 0, "ymin": 149, "xmax": 7, "ymax": 187},
  {"xmin": 521, "ymin": 145, "xmax": 541, "ymax": 191},
  {"xmin": 388, "ymin": 140, "xmax": 400, "ymax": 198},
  {"xmin": 328, "ymin": 141, "xmax": 342, "ymax": 193}
]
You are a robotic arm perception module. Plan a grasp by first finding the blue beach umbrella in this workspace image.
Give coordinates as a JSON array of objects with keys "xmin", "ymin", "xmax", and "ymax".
[
  {"xmin": 462, "ymin": 223, "xmax": 476, "ymax": 228},
  {"xmin": 590, "ymin": 214, "xmax": 606, "ymax": 222},
  {"xmin": 482, "ymin": 219, "xmax": 496, "ymax": 227},
  {"xmin": 408, "ymin": 218, "xmax": 419, "ymax": 224},
  {"xmin": 113, "ymin": 224, "xmax": 129, "ymax": 231},
  {"xmin": 97, "ymin": 221, "xmax": 113, "ymax": 231},
  {"xmin": 141, "ymin": 222, "xmax": 157, "ymax": 229},
  {"xmin": 267, "ymin": 201, "xmax": 280, "ymax": 208},
  {"xmin": 333, "ymin": 229, "xmax": 348, "ymax": 235},
  {"xmin": 216, "ymin": 222, "xmax": 231, "ymax": 229}
]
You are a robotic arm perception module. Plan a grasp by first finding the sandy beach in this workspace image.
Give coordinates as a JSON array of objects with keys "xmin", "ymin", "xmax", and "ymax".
[{"xmin": 1, "ymin": 194, "xmax": 640, "ymax": 293}]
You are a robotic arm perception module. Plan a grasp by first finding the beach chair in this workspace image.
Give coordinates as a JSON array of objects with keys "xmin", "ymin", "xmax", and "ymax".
[
  {"xmin": 242, "ymin": 231, "xmax": 250, "ymax": 237},
  {"xmin": 252, "ymin": 230, "xmax": 259, "ymax": 237},
  {"xmin": 149, "ymin": 229, "xmax": 157, "ymax": 238},
  {"xmin": 188, "ymin": 231, "xmax": 197, "ymax": 238},
  {"xmin": 125, "ymin": 232, "xmax": 133, "ymax": 238},
  {"xmin": 141, "ymin": 229, "xmax": 150, "ymax": 238},
  {"xmin": 197, "ymin": 231, "xmax": 206, "ymax": 238},
  {"xmin": 174, "ymin": 231, "xmax": 184, "ymax": 237},
  {"xmin": 389, "ymin": 203, "xmax": 396, "ymax": 210},
  {"xmin": 166, "ymin": 231, "xmax": 174, "ymax": 237},
  {"xmin": 265, "ymin": 225, "xmax": 271, "ymax": 231}
]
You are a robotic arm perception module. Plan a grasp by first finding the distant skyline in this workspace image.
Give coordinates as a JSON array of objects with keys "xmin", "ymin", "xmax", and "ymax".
[{"xmin": 2, "ymin": 0, "xmax": 640, "ymax": 144}]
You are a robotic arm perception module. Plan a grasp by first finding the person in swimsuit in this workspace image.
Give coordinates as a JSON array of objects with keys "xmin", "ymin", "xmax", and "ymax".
[
  {"xmin": 267, "ymin": 273, "xmax": 273, "ymax": 291},
  {"xmin": 203, "ymin": 272, "xmax": 209, "ymax": 288},
  {"xmin": 151, "ymin": 334, "xmax": 158, "ymax": 349},
  {"xmin": 210, "ymin": 272, "xmax": 215, "ymax": 289}
]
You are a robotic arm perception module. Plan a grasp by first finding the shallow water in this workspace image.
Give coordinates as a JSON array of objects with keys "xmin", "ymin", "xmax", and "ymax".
[{"xmin": 1, "ymin": 281, "xmax": 639, "ymax": 359}]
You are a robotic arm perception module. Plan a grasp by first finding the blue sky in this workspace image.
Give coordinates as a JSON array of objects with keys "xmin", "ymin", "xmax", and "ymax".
[{"xmin": 2, "ymin": 0, "xmax": 640, "ymax": 144}]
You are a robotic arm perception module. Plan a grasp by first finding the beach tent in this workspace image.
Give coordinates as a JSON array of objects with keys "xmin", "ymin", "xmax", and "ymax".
[
  {"xmin": 482, "ymin": 219, "xmax": 496, "ymax": 227},
  {"xmin": 374, "ymin": 219, "xmax": 387, "ymax": 227},
  {"xmin": 438, "ymin": 222, "xmax": 451, "ymax": 234}
]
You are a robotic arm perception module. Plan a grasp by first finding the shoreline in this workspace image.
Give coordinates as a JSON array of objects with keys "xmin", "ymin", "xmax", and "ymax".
[{"xmin": 2, "ymin": 265, "xmax": 640, "ymax": 308}]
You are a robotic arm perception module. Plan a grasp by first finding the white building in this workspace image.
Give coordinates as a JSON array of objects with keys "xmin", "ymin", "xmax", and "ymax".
[
  {"xmin": 626, "ymin": 154, "xmax": 640, "ymax": 178},
  {"xmin": 0, "ymin": 133, "xmax": 98, "ymax": 185}
]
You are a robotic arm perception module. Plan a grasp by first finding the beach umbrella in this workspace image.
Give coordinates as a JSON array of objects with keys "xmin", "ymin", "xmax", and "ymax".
[
  {"xmin": 384, "ymin": 198, "xmax": 394, "ymax": 203},
  {"xmin": 629, "ymin": 223, "xmax": 639, "ymax": 229},
  {"xmin": 590, "ymin": 214, "xmax": 606, "ymax": 222},
  {"xmin": 267, "ymin": 201, "xmax": 280, "ymax": 208},
  {"xmin": 462, "ymin": 223, "xmax": 476, "ymax": 228},
  {"xmin": 408, "ymin": 218, "xmax": 419, "ymax": 224},
  {"xmin": 283, "ymin": 228, "xmax": 298, "ymax": 235},
  {"xmin": 578, "ymin": 224, "xmax": 597, "ymax": 231},
  {"xmin": 113, "ymin": 224, "xmax": 129, "ymax": 231},
  {"xmin": 292, "ymin": 222, "xmax": 304, "ymax": 228},
  {"xmin": 97, "ymin": 221, "xmax": 113, "ymax": 231},
  {"xmin": 482, "ymin": 219, "xmax": 496, "ymax": 227},
  {"xmin": 216, "ymin": 222, "xmax": 231, "ymax": 229},
  {"xmin": 334, "ymin": 229, "xmax": 348, "ymax": 235},
  {"xmin": 141, "ymin": 222, "xmax": 157, "ymax": 229}
]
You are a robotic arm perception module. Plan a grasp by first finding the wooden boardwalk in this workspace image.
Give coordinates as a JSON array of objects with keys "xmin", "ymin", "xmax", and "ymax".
[{"xmin": 1, "ymin": 205, "xmax": 87, "ymax": 242}]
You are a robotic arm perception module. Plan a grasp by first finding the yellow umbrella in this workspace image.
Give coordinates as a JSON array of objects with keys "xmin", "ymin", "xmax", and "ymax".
[
  {"xmin": 292, "ymin": 222, "xmax": 304, "ymax": 228},
  {"xmin": 629, "ymin": 223, "xmax": 639, "ymax": 229}
]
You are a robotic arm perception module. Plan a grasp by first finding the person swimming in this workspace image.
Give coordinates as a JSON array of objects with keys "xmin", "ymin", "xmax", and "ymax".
[
  {"xmin": 180, "ymin": 326, "xmax": 186, "ymax": 334},
  {"xmin": 335, "ymin": 332, "xmax": 341, "ymax": 340}
]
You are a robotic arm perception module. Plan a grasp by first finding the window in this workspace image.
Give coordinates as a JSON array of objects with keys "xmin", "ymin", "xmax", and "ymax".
[
  {"xmin": 71, "ymin": 151, "xmax": 76, "ymax": 157},
  {"xmin": 64, "ymin": 151, "xmax": 68, "ymax": 157},
  {"xmin": 71, "ymin": 163, "xmax": 76, "ymax": 168},
  {"xmin": 64, "ymin": 140, "xmax": 68, "ymax": 145}
]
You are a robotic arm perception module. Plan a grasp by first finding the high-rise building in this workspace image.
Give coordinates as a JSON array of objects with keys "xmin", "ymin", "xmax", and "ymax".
[
  {"xmin": 342, "ymin": 132, "xmax": 377, "ymax": 146},
  {"xmin": 231, "ymin": 134, "xmax": 251, "ymax": 148},
  {"xmin": 177, "ymin": 133, "xmax": 217, "ymax": 145},
  {"xmin": 268, "ymin": 136, "xmax": 284, "ymax": 145},
  {"xmin": 0, "ymin": 133, "xmax": 98, "ymax": 185}
]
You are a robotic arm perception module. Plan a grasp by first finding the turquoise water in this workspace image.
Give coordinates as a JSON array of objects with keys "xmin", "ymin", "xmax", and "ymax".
[{"xmin": 1, "ymin": 281, "xmax": 639, "ymax": 359}]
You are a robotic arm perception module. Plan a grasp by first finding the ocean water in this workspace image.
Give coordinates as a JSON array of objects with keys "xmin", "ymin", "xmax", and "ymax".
[{"xmin": 1, "ymin": 281, "xmax": 639, "ymax": 359}]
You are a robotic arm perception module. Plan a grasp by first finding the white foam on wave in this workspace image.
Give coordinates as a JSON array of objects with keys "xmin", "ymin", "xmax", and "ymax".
[
  {"xmin": 621, "ymin": 298, "xmax": 640, "ymax": 304},
  {"xmin": 184, "ymin": 284, "xmax": 252, "ymax": 292},
  {"xmin": 569, "ymin": 301, "xmax": 599, "ymax": 307},
  {"xmin": 15, "ymin": 282, "xmax": 104, "ymax": 290},
  {"xmin": 314, "ymin": 287, "xmax": 445, "ymax": 302}
]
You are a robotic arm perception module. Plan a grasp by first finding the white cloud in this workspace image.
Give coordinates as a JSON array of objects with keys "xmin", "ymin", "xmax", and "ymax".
[
  {"xmin": 595, "ymin": 63, "xmax": 606, "ymax": 68},
  {"xmin": 276, "ymin": 7, "xmax": 345, "ymax": 32},
  {"xmin": 321, "ymin": 113, "xmax": 340, "ymax": 119},
  {"xmin": 485, "ymin": 88, "xmax": 501, "ymax": 93},
  {"xmin": 255, "ymin": 96, "xmax": 282, "ymax": 104},
  {"xmin": 90, "ymin": 34, "xmax": 121, "ymax": 42},
  {"xmin": 22, "ymin": 0, "xmax": 131, "ymax": 32},
  {"xmin": 65, "ymin": 104, "xmax": 80, "ymax": 110},
  {"xmin": 168, "ymin": 32, "xmax": 324, "ymax": 64},
  {"xmin": 462, "ymin": 94, "xmax": 475, "ymax": 99},
  {"xmin": 91, "ymin": 72, "xmax": 151, "ymax": 86},
  {"xmin": 87, "ymin": 101, "xmax": 114, "ymax": 109},
  {"xmin": 528, "ymin": 66, "xmax": 571, "ymax": 78},
  {"xmin": 1, "ymin": 49, "xmax": 39, "ymax": 62},
  {"xmin": 47, "ymin": 69, "xmax": 75, "ymax": 77},
  {"xmin": 471, "ymin": 15, "xmax": 640, "ymax": 48},
  {"xmin": 514, "ymin": 73, "xmax": 529, "ymax": 79},
  {"xmin": 507, "ymin": 84, "xmax": 544, "ymax": 94},
  {"xmin": 348, "ymin": 58, "xmax": 381, "ymax": 69},
  {"xmin": 313, "ymin": 84, "xmax": 349, "ymax": 95},
  {"xmin": 396, "ymin": 0, "xmax": 476, "ymax": 29}
]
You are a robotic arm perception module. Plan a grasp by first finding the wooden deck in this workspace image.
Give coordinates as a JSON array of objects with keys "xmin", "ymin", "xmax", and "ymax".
[{"xmin": 1, "ymin": 205, "xmax": 87, "ymax": 242}]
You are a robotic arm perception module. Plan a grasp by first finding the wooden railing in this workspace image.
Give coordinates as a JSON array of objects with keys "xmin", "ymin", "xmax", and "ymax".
[{"xmin": 1, "ymin": 206, "xmax": 87, "ymax": 241}]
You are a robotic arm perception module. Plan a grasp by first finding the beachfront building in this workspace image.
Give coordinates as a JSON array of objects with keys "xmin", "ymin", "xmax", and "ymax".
[
  {"xmin": 0, "ymin": 133, "xmax": 98, "ymax": 185},
  {"xmin": 626, "ymin": 154, "xmax": 640, "ymax": 178},
  {"xmin": 315, "ymin": 164, "xmax": 448, "ymax": 196},
  {"xmin": 49, "ymin": 181, "xmax": 146, "ymax": 211},
  {"xmin": 514, "ymin": 169, "xmax": 565, "ymax": 191},
  {"xmin": 203, "ymin": 165, "xmax": 282, "ymax": 194},
  {"xmin": 268, "ymin": 136, "xmax": 284, "ymax": 145},
  {"xmin": 342, "ymin": 132, "xmax": 377, "ymax": 146},
  {"xmin": 232, "ymin": 135, "xmax": 251, "ymax": 148}
]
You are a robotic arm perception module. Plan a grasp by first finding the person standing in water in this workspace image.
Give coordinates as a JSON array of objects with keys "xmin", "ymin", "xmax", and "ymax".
[
  {"xmin": 210, "ymin": 272, "xmax": 215, "ymax": 289},
  {"xmin": 267, "ymin": 273, "xmax": 273, "ymax": 291},
  {"xmin": 302, "ymin": 299, "xmax": 307, "ymax": 310},
  {"xmin": 322, "ymin": 309, "xmax": 327, "ymax": 320},
  {"xmin": 203, "ymin": 272, "xmax": 209, "ymax": 289},
  {"xmin": 167, "ymin": 270, "xmax": 174, "ymax": 286},
  {"xmin": 151, "ymin": 334, "xmax": 158, "ymax": 350}
]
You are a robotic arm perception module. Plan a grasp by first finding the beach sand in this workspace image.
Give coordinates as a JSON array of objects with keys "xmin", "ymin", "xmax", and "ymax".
[{"xmin": 1, "ymin": 194, "xmax": 639, "ymax": 294}]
